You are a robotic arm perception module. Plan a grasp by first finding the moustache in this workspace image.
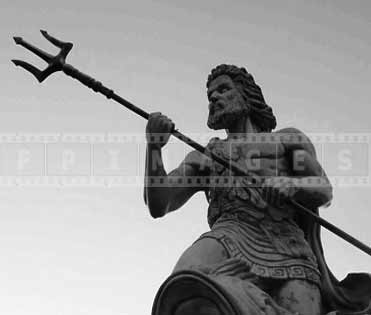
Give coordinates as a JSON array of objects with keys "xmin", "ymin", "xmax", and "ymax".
[{"xmin": 208, "ymin": 101, "xmax": 225, "ymax": 115}]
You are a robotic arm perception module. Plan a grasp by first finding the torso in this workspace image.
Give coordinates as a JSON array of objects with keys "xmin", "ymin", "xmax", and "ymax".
[
  {"xmin": 205, "ymin": 133, "xmax": 294, "ymax": 226},
  {"xmin": 200, "ymin": 133, "xmax": 320, "ymax": 284}
]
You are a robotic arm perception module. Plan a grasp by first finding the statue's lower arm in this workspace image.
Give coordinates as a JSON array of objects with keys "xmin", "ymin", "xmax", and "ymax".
[
  {"xmin": 144, "ymin": 144, "xmax": 171, "ymax": 218},
  {"xmin": 144, "ymin": 112, "xmax": 174, "ymax": 218}
]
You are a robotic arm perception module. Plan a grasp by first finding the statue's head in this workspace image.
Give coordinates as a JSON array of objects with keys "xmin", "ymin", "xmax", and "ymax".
[{"xmin": 206, "ymin": 64, "xmax": 276, "ymax": 132}]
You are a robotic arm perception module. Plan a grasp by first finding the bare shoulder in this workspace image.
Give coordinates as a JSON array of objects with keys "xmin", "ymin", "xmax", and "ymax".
[
  {"xmin": 275, "ymin": 127, "xmax": 316, "ymax": 157},
  {"xmin": 179, "ymin": 149, "xmax": 211, "ymax": 176},
  {"xmin": 184, "ymin": 150, "xmax": 204, "ymax": 165}
]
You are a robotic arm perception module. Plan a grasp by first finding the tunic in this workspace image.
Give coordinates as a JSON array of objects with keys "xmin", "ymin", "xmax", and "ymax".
[{"xmin": 195, "ymin": 136, "xmax": 321, "ymax": 286}]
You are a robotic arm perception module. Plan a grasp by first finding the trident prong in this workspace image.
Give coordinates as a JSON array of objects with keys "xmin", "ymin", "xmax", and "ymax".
[{"xmin": 12, "ymin": 30, "xmax": 73, "ymax": 82}]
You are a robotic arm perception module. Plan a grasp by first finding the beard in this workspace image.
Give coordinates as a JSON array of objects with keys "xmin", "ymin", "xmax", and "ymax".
[{"xmin": 207, "ymin": 104, "xmax": 248, "ymax": 130}]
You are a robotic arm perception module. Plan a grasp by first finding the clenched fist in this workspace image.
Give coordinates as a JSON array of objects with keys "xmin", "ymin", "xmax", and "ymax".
[{"xmin": 146, "ymin": 112, "xmax": 175, "ymax": 149}]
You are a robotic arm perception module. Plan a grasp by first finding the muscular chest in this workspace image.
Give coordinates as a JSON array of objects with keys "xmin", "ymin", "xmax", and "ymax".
[{"xmin": 208, "ymin": 137, "xmax": 291, "ymax": 177}]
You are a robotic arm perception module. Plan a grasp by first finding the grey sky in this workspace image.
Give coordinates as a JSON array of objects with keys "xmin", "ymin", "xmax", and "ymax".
[{"xmin": 1, "ymin": 1, "xmax": 371, "ymax": 314}]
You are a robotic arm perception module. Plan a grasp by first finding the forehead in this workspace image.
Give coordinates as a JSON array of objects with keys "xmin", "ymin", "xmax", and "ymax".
[{"xmin": 207, "ymin": 75, "xmax": 235, "ymax": 91}]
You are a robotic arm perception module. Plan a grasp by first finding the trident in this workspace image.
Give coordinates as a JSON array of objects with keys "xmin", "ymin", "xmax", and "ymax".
[{"xmin": 12, "ymin": 30, "xmax": 371, "ymax": 257}]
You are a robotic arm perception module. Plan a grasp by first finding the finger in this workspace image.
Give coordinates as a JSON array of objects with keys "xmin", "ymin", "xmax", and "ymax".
[
  {"xmin": 158, "ymin": 118, "xmax": 170, "ymax": 128},
  {"xmin": 156, "ymin": 117, "xmax": 171, "ymax": 128},
  {"xmin": 148, "ymin": 113, "xmax": 160, "ymax": 126},
  {"xmin": 149, "ymin": 112, "xmax": 162, "ymax": 120},
  {"xmin": 272, "ymin": 187, "xmax": 280, "ymax": 206},
  {"xmin": 287, "ymin": 186, "xmax": 295, "ymax": 199},
  {"xmin": 160, "ymin": 114, "xmax": 169, "ymax": 119},
  {"xmin": 165, "ymin": 121, "xmax": 174, "ymax": 133},
  {"xmin": 261, "ymin": 184, "xmax": 268, "ymax": 200},
  {"xmin": 268, "ymin": 187, "xmax": 274, "ymax": 205},
  {"xmin": 266, "ymin": 186, "xmax": 273, "ymax": 204},
  {"xmin": 266, "ymin": 186, "xmax": 273, "ymax": 203},
  {"xmin": 277, "ymin": 191, "xmax": 284, "ymax": 208},
  {"xmin": 160, "ymin": 117, "xmax": 174, "ymax": 131},
  {"xmin": 159, "ymin": 115, "xmax": 172, "ymax": 123}
]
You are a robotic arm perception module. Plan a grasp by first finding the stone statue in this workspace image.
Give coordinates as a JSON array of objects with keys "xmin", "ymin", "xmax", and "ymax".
[
  {"xmin": 144, "ymin": 65, "xmax": 371, "ymax": 315},
  {"xmin": 11, "ymin": 32, "xmax": 370, "ymax": 314}
]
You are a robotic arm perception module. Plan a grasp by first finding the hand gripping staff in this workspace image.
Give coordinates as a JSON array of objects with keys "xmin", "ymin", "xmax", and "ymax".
[{"xmin": 12, "ymin": 30, "xmax": 371, "ymax": 257}]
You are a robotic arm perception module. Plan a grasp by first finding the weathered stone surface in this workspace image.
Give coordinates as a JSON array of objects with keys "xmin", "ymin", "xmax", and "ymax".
[{"xmin": 145, "ymin": 64, "xmax": 371, "ymax": 315}]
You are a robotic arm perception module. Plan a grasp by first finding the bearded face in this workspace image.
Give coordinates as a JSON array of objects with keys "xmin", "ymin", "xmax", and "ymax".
[{"xmin": 207, "ymin": 75, "xmax": 249, "ymax": 130}]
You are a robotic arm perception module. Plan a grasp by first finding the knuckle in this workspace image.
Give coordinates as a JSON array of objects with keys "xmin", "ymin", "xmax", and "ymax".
[{"xmin": 149, "ymin": 112, "xmax": 161, "ymax": 119}]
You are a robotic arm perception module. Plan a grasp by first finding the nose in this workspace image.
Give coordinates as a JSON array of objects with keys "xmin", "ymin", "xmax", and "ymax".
[{"xmin": 209, "ymin": 91, "xmax": 220, "ymax": 103}]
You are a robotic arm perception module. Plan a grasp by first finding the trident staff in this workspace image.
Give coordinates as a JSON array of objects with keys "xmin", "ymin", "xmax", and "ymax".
[{"xmin": 12, "ymin": 30, "xmax": 371, "ymax": 257}]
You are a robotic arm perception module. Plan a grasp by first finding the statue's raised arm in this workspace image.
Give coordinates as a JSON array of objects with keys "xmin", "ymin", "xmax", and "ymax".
[{"xmin": 144, "ymin": 112, "xmax": 210, "ymax": 218}]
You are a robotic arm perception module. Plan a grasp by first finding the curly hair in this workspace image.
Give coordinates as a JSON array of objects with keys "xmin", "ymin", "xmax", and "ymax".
[{"xmin": 207, "ymin": 64, "xmax": 277, "ymax": 132}]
